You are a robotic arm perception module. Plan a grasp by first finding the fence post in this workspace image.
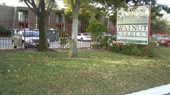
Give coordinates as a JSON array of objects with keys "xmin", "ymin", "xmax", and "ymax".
[{"xmin": 24, "ymin": 21, "xmax": 26, "ymax": 49}]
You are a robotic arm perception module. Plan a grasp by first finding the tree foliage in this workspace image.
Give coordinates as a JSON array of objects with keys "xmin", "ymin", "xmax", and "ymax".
[
  {"xmin": 35, "ymin": 0, "xmax": 58, "ymax": 8},
  {"xmin": 87, "ymin": 22, "xmax": 107, "ymax": 42},
  {"xmin": 125, "ymin": 0, "xmax": 170, "ymax": 30},
  {"xmin": 0, "ymin": 2, "xmax": 6, "ymax": 6},
  {"xmin": 92, "ymin": 0, "xmax": 125, "ymax": 24},
  {"xmin": 64, "ymin": 0, "xmax": 97, "ymax": 24},
  {"xmin": 152, "ymin": 18, "xmax": 168, "ymax": 31},
  {"xmin": 102, "ymin": 0, "xmax": 170, "ymax": 30}
]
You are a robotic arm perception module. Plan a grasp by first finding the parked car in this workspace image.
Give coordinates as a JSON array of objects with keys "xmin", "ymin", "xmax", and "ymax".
[
  {"xmin": 12, "ymin": 30, "xmax": 50, "ymax": 49},
  {"xmin": 77, "ymin": 33, "xmax": 92, "ymax": 41},
  {"xmin": 152, "ymin": 34, "xmax": 170, "ymax": 46},
  {"xmin": 102, "ymin": 32, "xmax": 112, "ymax": 36}
]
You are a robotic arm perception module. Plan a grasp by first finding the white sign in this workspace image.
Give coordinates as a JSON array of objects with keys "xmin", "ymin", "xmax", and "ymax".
[{"xmin": 117, "ymin": 5, "xmax": 150, "ymax": 45}]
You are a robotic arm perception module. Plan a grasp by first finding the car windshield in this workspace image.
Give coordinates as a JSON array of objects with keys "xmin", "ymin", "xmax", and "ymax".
[
  {"xmin": 23, "ymin": 31, "xmax": 39, "ymax": 37},
  {"xmin": 160, "ymin": 35, "xmax": 170, "ymax": 39}
]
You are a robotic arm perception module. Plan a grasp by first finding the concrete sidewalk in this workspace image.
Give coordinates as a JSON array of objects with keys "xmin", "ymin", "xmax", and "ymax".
[{"xmin": 126, "ymin": 83, "xmax": 170, "ymax": 95}]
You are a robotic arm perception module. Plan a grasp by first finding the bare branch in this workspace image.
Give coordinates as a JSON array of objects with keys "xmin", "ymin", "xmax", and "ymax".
[
  {"xmin": 31, "ymin": 0, "xmax": 37, "ymax": 9},
  {"xmin": 23, "ymin": 0, "xmax": 40, "ymax": 16},
  {"xmin": 38, "ymin": 0, "xmax": 41, "ymax": 12},
  {"xmin": 24, "ymin": 0, "xmax": 38, "ymax": 16},
  {"xmin": 47, "ymin": 0, "xmax": 55, "ymax": 16},
  {"xmin": 47, "ymin": 0, "xmax": 52, "ymax": 10}
]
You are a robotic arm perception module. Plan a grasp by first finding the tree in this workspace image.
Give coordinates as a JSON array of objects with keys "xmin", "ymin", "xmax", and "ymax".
[
  {"xmin": 69, "ymin": 0, "xmax": 80, "ymax": 58},
  {"xmin": 96, "ymin": 0, "xmax": 170, "ymax": 30},
  {"xmin": 20, "ymin": 0, "xmax": 55, "ymax": 51},
  {"xmin": 124, "ymin": 0, "xmax": 170, "ymax": 30},
  {"xmin": 152, "ymin": 18, "xmax": 168, "ymax": 31},
  {"xmin": 65, "ymin": 0, "xmax": 125, "ymax": 57},
  {"xmin": 92, "ymin": 0, "xmax": 125, "ymax": 23},
  {"xmin": 1, "ymin": 2, "xmax": 6, "ymax": 6},
  {"xmin": 35, "ymin": 0, "xmax": 58, "ymax": 8},
  {"xmin": 87, "ymin": 22, "xmax": 107, "ymax": 43},
  {"xmin": 64, "ymin": 0, "xmax": 96, "ymax": 24},
  {"xmin": 94, "ymin": 0, "xmax": 125, "ymax": 24}
]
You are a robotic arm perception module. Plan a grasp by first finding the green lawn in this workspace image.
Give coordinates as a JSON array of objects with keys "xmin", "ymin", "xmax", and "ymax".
[{"xmin": 0, "ymin": 47, "xmax": 170, "ymax": 95}]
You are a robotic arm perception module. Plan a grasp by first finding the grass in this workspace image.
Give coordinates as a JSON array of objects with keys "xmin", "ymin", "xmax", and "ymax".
[{"xmin": 0, "ymin": 47, "xmax": 170, "ymax": 95}]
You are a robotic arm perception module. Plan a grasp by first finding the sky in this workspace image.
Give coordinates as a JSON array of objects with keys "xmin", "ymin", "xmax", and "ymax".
[
  {"xmin": 0, "ymin": 0, "xmax": 65, "ymax": 8},
  {"xmin": 0, "ymin": 0, "xmax": 170, "ymax": 21},
  {"xmin": 0, "ymin": 0, "xmax": 169, "ymax": 7}
]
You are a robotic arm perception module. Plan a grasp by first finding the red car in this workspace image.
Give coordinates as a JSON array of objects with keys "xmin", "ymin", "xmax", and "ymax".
[{"xmin": 154, "ymin": 34, "xmax": 170, "ymax": 46}]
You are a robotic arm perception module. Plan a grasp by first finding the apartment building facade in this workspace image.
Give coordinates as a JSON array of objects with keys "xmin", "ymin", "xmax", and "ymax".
[{"xmin": 0, "ymin": 5, "xmax": 64, "ymax": 30}]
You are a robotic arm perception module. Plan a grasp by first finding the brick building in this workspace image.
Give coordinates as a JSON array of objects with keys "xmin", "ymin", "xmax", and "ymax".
[{"xmin": 0, "ymin": 5, "xmax": 64, "ymax": 30}]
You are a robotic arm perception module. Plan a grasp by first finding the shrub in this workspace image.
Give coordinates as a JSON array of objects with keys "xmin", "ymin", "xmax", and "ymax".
[
  {"xmin": 98, "ymin": 36, "xmax": 110, "ymax": 48},
  {"xmin": 107, "ymin": 36, "xmax": 116, "ymax": 46},
  {"xmin": 147, "ymin": 40, "xmax": 155, "ymax": 57},
  {"xmin": 95, "ymin": 36, "xmax": 117, "ymax": 49},
  {"xmin": 121, "ymin": 44, "xmax": 134, "ymax": 55},
  {"xmin": 108, "ymin": 44, "xmax": 119, "ymax": 52},
  {"xmin": 147, "ymin": 47, "xmax": 154, "ymax": 57},
  {"xmin": 60, "ymin": 38, "xmax": 68, "ymax": 45},
  {"xmin": 91, "ymin": 44, "xmax": 101, "ymax": 49},
  {"xmin": 108, "ymin": 45, "xmax": 114, "ymax": 51},
  {"xmin": 112, "ymin": 44, "xmax": 120, "ymax": 52},
  {"xmin": 87, "ymin": 23, "xmax": 107, "ymax": 42},
  {"xmin": 131, "ymin": 47, "xmax": 144, "ymax": 56}
]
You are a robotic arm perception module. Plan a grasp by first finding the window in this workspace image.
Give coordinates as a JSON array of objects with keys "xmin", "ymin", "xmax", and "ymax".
[
  {"xmin": 18, "ymin": 11, "xmax": 28, "ymax": 21},
  {"xmin": 56, "ymin": 13, "xmax": 60, "ymax": 23},
  {"xmin": 23, "ymin": 31, "xmax": 39, "ymax": 37}
]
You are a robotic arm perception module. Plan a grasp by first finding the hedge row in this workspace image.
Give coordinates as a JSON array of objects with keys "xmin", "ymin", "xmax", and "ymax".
[{"xmin": 92, "ymin": 36, "xmax": 154, "ymax": 57}]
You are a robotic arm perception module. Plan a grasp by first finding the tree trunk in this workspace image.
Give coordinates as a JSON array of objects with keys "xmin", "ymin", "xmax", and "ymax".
[
  {"xmin": 38, "ymin": 13, "xmax": 48, "ymax": 51},
  {"xmin": 69, "ymin": 11, "xmax": 78, "ymax": 57}
]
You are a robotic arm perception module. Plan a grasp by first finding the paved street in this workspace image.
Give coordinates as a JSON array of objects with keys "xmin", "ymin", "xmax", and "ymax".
[
  {"xmin": 126, "ymin": 83, "xmax": 170, "ymax": 95},
  {"xmin": 0, "ymin": 37, "xmax": 13, "ymax": 49}
]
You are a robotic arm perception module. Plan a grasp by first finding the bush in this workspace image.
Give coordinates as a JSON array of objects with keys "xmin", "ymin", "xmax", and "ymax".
[
  {"xmin": 147, "ymin": 47, "xmax": 154, "ymax": 57},
  {"xmin": 112, "ymin": 44, "xmax": 120, "ymax": 52},
  {"xmin": 108, "ymin": 44, "xmax": 119, "ymax": 52},
  {"xmin": 108, "ymin": 45, "xmax": 114, "ymax": 51},
  {"xmin": 131, "ymin": 47, "xmax": 144, "ymax": 56},
  {"xmin": 99, "ymin": 36, "xmax": 116, "ymax": 48},
  {"xmin": 147, "ymin": 41, "xmax": 155, "ymax": 57},
  {"xmin": 91, "ymin": 44, "xmax": 99, "ymax": 49},
  {"xmin": 120, "ymin": 44, "xmax": 134, "ymax": 55},
  {"xmin": 87, "ymin": 23, "xmax": 107, "ymax": 42},
  {"xmin": 98, "ymin": 36, "xmax": 110, "ymax": 48},
  {"xmin": 93, "ymin": 36, "xmax": 117, "ymax": 49},
  {"xmin": 94, "ymin": 34, "xmax": 154, "ymax": 57},
  {"xmin": 60, "ymin": 38, "xmax": 68, "ymax": 45}
]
